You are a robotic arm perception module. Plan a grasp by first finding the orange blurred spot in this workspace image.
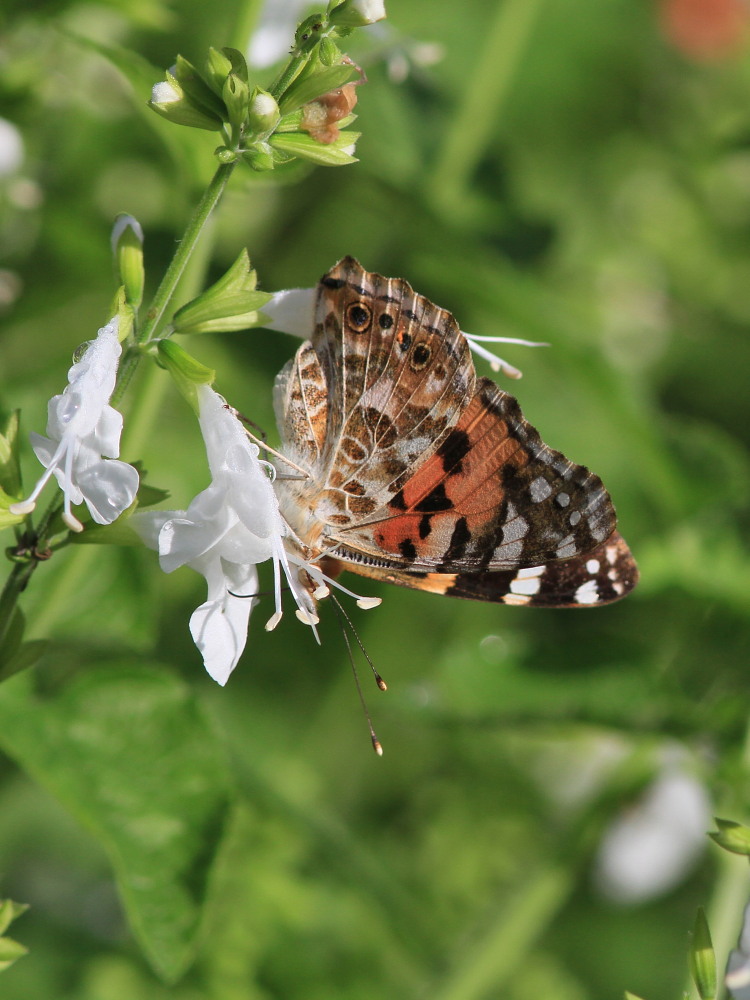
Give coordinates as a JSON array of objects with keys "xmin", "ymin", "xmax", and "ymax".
[{"xmin": 660, "ymin": 0, "xmax": 750, "ymax": 59}]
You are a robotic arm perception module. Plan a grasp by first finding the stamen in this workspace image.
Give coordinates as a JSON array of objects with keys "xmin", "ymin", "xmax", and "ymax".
[
  {"xmin": 265, "ymin": 610, "xmax": 283, "ymax": 631},
  {"xmin": 462, "ymin": 332, "xmax": 548, "ymax": 380},
  {"xmin": 288, "ymin": 555, "xmax": 381, "ymax": 610},
  {"xmin": 295, "ymin": 608, "xmax": 320, "ymax": 626},
  {"xmin": 8, "ymin": 499, "xmax": 36, "ymax": 516},
  {"xmin": 62, "ymin": 512, "xmax": 84, "ymax": 533}
]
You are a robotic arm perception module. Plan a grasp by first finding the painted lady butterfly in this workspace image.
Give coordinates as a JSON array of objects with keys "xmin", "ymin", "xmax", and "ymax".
[{"xmin": 273, "ymin": 257, "xmax": 638, "ymax": 613}]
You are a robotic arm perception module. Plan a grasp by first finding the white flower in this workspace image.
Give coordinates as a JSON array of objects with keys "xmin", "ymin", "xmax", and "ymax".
[
  {"xmin": 133, "ymin": 384, "xmax": 322, "ymax": 685},
  {"xmin": 262, "ymin": 285, "xmax": 545, "ymax": 378},
  {"xmin": 10, "ymin": 317, "xmax": 139, "ymax": 532},
  {"xmin": 593, "ymin": 767, "xmax": 711, "ymax": 903},
  {"xmin": 248, "ymin": 0, "xmax": 311, "ymax": 68}
]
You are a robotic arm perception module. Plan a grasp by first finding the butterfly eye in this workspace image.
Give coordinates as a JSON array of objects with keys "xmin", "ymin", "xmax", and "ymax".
[
  {"xmin": 410, "ymin": 342, "xmax": 432, "ymax": 370},
  {"xmin": 346, "ymin": 302, "xmax": 371, "ymax": 332}
]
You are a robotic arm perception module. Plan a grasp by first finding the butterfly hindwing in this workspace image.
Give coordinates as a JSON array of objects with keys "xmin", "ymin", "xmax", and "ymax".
[
  {"xmin": 339, "ymin": 531, "xmax": 638, "ymax": 608},
  {"xmin": 327, "ymin": 377, "xmax": 616, "ymax": 573}
]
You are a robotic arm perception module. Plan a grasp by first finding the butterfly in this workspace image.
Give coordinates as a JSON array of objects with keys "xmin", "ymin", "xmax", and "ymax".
[{"xmin": 272, "ymin": 257, "xmax": 638, "ymax": 614}]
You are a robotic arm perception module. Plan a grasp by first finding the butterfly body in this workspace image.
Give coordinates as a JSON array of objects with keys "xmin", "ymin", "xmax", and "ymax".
[{"xmin": 273, "ymin": 257, "xmax": 638, "ymax": 610}]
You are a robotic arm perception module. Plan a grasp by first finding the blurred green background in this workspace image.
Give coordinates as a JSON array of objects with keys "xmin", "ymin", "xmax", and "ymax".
[{"xmin": 2, "ymin": 0, "xmax": 750, "ymax": 997}]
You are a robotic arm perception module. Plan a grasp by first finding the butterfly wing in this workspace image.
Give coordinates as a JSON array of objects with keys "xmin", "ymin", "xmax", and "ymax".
[
  {"xmin": 336, "ymin": 531, "xmax": 638, "ymax": 607},
  {"xmin": 274, "ymin": 257, "xmax": 637, "ymax": 602}
]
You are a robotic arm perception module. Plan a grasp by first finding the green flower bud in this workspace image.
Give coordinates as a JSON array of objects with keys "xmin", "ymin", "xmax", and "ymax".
[
  {"xmin": 111, "ymin": 214, "xmax": 144, "ymax": 308},
  {"xmin": 247, "ymin": 88, "xmax": 281, "ymax": 135},
  {"xmin": 269, "ymin": 130, "xmax": 359, "ymax": 165},
  {"xmin": 689, "ymin": 908, "xmax": 716, "ymax": 1000},
  {"xmin": 223, "ymin": 72, "xmax": 249, "ymax": 137},
  {"xmin": 157, "ymin": 340, "xmax": 215, "ymax": 412},
  {"xmin": 149, "ymin": 72, "xmax": 224, "ymax": 131},
  {"xmin": 0, "ymin": 410, "xmax": 22, "ymax": 500},
  {"xmin": 172, "ymin": 249, "xmax": 271, "ymax": 333},
  {"xmin": 172, "ymin": 55, "xmax": 227, "ymax": 118},
  {"xmin": 319, "ymin": 37, "xmax": 342, "ymax": 66},
  {"xmin": 242, "ymin": 143, "xmax": 277, "ymax": 172},
  {"xmin": 205, "ymin": 46, "xmax": 248, "ymax": 95},
  {"xmin": 328, "ymin": 0, "xmax": 386, "ymax": 28},
  {"xmin": 709, "ymin": 818, "xmax": 750, "ymax": 855}
]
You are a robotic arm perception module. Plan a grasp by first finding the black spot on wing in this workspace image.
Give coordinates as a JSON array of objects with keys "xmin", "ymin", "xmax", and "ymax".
[
  {"xmin": 443, "ymin": 517, "xmax": 471, "ymax": 564},
  {"xmin": 415, "ymin": 483, "xmax": 454, "ymax": 512},
  {"xmin": 419, "ymin": 514, "xmax": 432, "ymax": 540},
  {"xmin": 399, "ymin": 538, "xmax": 417, "ymax": 560},
  {"xmin": 390, "ymin": 489, "xmax": 407, "ymax": 511},
  {"xmin": 436, "ymin": 428, "xmax": 470, "ymax": 475}
]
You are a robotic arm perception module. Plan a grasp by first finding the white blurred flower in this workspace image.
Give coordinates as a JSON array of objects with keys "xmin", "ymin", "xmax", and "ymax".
[
  {"xmin": 10, "ymin": 317, "xmax": 139, "ymax": 532},
  {"xmin": 0, "ymin": 118, "xmax": 24, "ymax": 177},
  {"xmin": 248, "ymin": 0, "xmax": 311, "ymax": 68},
  {"xmin": 262, "ymin": 284, "xmax": 545, "ymax": 378},
  {"xmin": 151, "ymin": 79, "xmax": 181, "ymax": 105},
  {"xmin": 133, "ymin": 385, "xmax": 321, "ymax": 685},
  {"xmin": 593, "ymin": 768, "xmax": 711, "ymax": 903}
]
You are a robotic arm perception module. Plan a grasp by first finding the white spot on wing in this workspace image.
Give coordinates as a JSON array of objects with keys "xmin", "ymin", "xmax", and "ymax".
[
  {"xmin": 502, "ymin": 593, "xmax": 531, "ymax": 606},
  {"xmin": 530, "ymin": 476, "xmax": 552, "ymax": 503},
  {"xmin": 556, "ymin": 492, "xmax": 570, "ymax": 507},
  {"xmin": 510, "ymin": 575, "xmax": 541, "ymax": 596},
  {"xmin": 586, "ymin": 559, "xmax": 600, "ymax": 574},
  {"xmin": 517, "ymin": 565, "xmax": 545, "ymax": 579},
  {"xmin": 569, "ymin": 511, "xmax": 581, "ymax": 526},
  {"xmin": 574, "ymin": 579, "xmax": 599, "ymax": 604}
]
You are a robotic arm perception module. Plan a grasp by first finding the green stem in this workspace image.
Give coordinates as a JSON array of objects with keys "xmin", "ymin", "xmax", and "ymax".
[
  {"xmin": 427, "ymin": 0, "xmax": 544, "ymax": 219},
  {"xmin": 111, "ymin": 159, "xmax": 236, "ymax": 406}
]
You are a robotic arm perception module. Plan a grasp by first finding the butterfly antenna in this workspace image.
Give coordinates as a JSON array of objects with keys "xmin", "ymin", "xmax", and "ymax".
[
  {"xmin": 232, "ymin": 409, "xmax": 310, "ymax": 480},
  {"xmin": 330, "ymin": 592, "xmax": 387, "ymax": 691},
  {"xmin": 329, "ymin": 594, "xmax": 384, "ymax": 756}
]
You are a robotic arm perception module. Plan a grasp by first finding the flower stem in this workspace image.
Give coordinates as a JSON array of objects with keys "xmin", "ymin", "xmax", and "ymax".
[{"xmin": 111, "ymin": 159, "xmax": 236, "ymax": 406}]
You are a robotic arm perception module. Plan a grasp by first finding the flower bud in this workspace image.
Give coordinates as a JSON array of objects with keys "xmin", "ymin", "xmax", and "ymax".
[
  {"xmin": 111, "ymin": 214, "xmax": 144, "ymax": 309},
  {"xmin": 242, "ymin": 143, "xmax": 276, "ymax": 172},
  {"xmin": 223, "ymin": 73, "xmax": 249, "ymax": 136},
  {"xmin": 0, "ymin": 410, "xmax": 22, "ymax": 501},
  {"xmin": 172, "ymin": 249, "xmax": 271, "ymax": 334},
  {"xmin": 689, "ymin": 908, "xmax": 716, "ymax": 1000},
  {"xmin": 157, "ymin": 340, "xmax": 215, "ymax": 412},
  {"xmin": 149, "ymin": 69, "xmax": 224, "ymax": 131},
  {"xmin": 709, "ymin": 818, "xmax": 750, "ymax": 855},
  {"xmin": 247, "ymin": 88, "xmax": 281, "ymax": 135},
  {"xmin": 328, "ymin": 0, "xmax": 386, "ymax": 28}
]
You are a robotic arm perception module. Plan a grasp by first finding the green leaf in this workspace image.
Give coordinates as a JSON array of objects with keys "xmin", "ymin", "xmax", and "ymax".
[
  {"xmin": 0, "ymin": 640, "xmax": 48, "ymax": 684},
  {"xmin": 689, "ymin": 908, "xmax": 717, "ymax": 1000},
  {"xmin": 0, "ymin": 667, "xmax": 233, "ymax": 981}
]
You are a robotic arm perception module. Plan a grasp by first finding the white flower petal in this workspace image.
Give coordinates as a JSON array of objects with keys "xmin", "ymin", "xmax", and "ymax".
[
  {"xmin": 76, "ymin": 456, "xmax": 139, "ymax": 524},
  {"xmin": 262, "ymin": 288, "xmax": 316, "ymax": 339},
  {"xmin": 189, "ymin": 559, "xmax": 258, "ymax": 685}
]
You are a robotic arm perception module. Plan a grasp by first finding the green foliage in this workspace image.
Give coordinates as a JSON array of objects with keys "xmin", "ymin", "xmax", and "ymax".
[{"xmin": 2, "ymin": 0, "xmax": 750, "ymax": 997}]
